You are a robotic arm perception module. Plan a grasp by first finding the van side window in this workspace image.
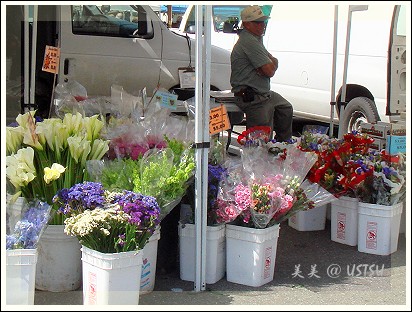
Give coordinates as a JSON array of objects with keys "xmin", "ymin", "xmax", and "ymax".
[{"xmin": 71, "ymin": 5, "xmax": 153, "ymax": 38}]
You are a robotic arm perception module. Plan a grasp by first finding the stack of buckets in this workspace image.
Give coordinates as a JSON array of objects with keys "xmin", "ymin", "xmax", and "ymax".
[{"xmin": 331, "ymin": 196, "xmax": 403, "ymax": 255}]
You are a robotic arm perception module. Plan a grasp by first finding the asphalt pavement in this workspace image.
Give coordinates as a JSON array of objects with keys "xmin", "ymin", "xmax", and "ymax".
[{"xmin": 32, "ymin": 218, "xmax": 409, "ymax": 309}]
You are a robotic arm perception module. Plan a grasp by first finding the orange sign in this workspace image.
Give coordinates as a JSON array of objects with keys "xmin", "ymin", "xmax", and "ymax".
[
  {"xmin": 209, "ymin": 104, "xmax": 231, "ymax": 135},
  {"xmin": 42, "ymin": 45, "xmax": 60, "ymax": 74}
]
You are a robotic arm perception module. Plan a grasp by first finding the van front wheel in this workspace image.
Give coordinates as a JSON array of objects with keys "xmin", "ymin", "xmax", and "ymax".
[{"xmin": 340, "ymin": 97, "xmax": 380, "ymax": 134}]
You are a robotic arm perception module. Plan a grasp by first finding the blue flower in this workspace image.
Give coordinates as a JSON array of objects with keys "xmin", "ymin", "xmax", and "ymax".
[{"xmin": 6, "ymin": 200, "xmax": 51, "ymax": 250}]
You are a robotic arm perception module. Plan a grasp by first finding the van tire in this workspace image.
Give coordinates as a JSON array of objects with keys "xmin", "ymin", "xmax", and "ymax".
[{"xmin": 340, "ymin": 97, "xmax": 380, "ymax": 134}]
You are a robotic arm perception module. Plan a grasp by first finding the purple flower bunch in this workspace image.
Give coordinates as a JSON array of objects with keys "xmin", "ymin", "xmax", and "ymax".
[
  {"xmin": 62, "ymin": 185, "xmax": 162, "ymax": 253},
  {"xmin": 206, "ymin": 164, "xmax": 228, "ymax": 225},
  {"xmin": 53, "ymin": 181, "xmax": 106, "ymax": 216},
  {"xmin": 111, "ymin": 190, "xmax": 161, "ymax": 234},
  {"xmin": 6, "ymin": 200, "xmax": 51, "ymax": 250}
]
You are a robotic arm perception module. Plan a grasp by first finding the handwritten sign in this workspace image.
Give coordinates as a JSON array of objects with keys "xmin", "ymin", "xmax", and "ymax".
[
  {"xmin": 42, "ymin": 45, "xmax": 60, "ymax": 74},
  {"xmin": 209, "ymin": 104, "xmax": 230, "ymax": 135}
]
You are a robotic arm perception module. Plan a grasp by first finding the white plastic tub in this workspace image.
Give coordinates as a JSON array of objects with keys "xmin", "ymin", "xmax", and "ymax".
[
  {"xmin": 178, "ymin": 222, "xmax": 226, "ymax": 284},
  {"xmin": 6, "ymin": 249, "xmax": 38, "ymax": 305},
  {"xmin": 357, "ymin": 202, "xmax": 403, "ymax": 255},
  {"xmin": 225, "ymin": 224, "xmax": 280, "ymax": 287},
  {"xmin": 81, "ymin": 246, "xmax": 142, "ymax": 305}
]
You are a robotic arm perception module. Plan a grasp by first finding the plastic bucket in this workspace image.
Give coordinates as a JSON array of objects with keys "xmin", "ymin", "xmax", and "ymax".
[
  {"xmin": 140, "ymin": 226, "xmax": 161, "ymax": 294},
  {"xmin": 331, "ymin": 196, "xmax": 359, "ymax": 246},
  {"xmin": 6, "ymin": 249, "xmax": 38, "ymax": 305},
  {"xmin": 178, "ymin": 222, "xmax": 226, "ymax": 284},
  {"xmin": 357, "ymin": 202, "xmax": 403, "ymax": 255},
  {"xmin": 35, "ymin": 225, "xmax": 82, "ymax": 291},
  {"xmin": 288, "ymin": 204, "xmax": 328, "ymax": 231},
  {"xmin": 81, "ymin": 246, "xmax": 142, "ymax": 305},
  {"xmin": 225, "ymin": 224, "xmax": 280, "ymax": 287}
]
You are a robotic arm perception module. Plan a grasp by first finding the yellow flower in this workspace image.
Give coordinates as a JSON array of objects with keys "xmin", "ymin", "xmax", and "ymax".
[{"xmin": 44, "ymin": 163, "xmax": 66, "ymax": 184}]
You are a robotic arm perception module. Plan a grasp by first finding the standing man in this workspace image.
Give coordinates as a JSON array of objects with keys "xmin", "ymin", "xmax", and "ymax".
[{"xmin": 231, "ymin": 6, "xmax": 293, "ymax": 142}]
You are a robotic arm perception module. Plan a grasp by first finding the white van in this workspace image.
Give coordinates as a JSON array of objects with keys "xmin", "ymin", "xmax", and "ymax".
[
  {"xmin": 180, "ymin": 4, "xmax": 406, "ymax": 132},
  {"xmin": 60, "ymin": 5, "xmax": 231, "ymax": 97},
  {"xmin": 178, "ymin": 5, "xmax": 248, "ymax": 51},
  {"xmin": 5, "ymin": 4, "xmax": 232, "ymax": 122}
]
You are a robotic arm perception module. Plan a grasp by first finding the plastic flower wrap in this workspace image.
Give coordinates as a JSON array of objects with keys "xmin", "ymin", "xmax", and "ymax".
[
  {"xmin": 63, "ymin": 189, "xmax": 160, "ymax": 253},
  {"xmin": 86, "ymin": 136, "xmax": 195, "ymax": 221},
  {"xmin": 5, "ymin": 111, "xmax": 110, "ymax": 225},
  {"xmin": 134, "ymin": 146, "xmax": 195, "ymax": 220},
  {"xmin": 300, "ymin": 129, "xmax": 375, "ymax": 198},
  {"xmin": 213, "ymin": 144, "xmax": 334, "ymax": 228},
  {"xmin": 6, "ymin": 198, "xmax": 52, "ymax": 250}
]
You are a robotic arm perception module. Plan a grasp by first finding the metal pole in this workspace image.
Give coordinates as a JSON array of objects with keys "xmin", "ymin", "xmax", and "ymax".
[
  {"xmin": 194, "ymin": 4, "xmax": 210, "ymax": 292},
  {"xmin": 329, "ymin": 5, "xmax": 338, "ymax": 138},
  {"xmin": 337, "ymin": 5, "xmax": 368, "ymax": 138},
  {"xmin": 23, "ymin": 6, "xmax": 30, "ymax": 111},
  {"xmin": 29, "ymin": 5, "xmax": 38, "ymax": 109}
]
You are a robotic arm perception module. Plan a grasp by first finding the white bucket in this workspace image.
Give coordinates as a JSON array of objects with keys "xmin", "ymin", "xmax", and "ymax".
[
  {"xmin": 178, "ymin": 222, "xmax": 226, "ymax": 284},
  {"xmin": 81, "ymin": 246, "xmax": 142, "ymax": 305},
  {"xmin": 6, "ymin": 249, "xmax": 38, "ymax": 305},
  {"xmin": 35, "ymin": 225, "xmax": 82, "ymax": 291},
  {"xmin": 331, "ymin": 196, "xmax": 359, "ymax": 246},
  {"xmin": 288, "ymin": 204, "xmax": 328, "ymax": 231},
  {"xmin": 140, "ymin": 226, "xmax": 161, "ymax": 294},
  {"xmin": 225, "ymin": 224, "xmax": 280, "ymax": 287},
  {"xmin": 357, "ymin": 202, "xmax": 403, "ymax": 255}
]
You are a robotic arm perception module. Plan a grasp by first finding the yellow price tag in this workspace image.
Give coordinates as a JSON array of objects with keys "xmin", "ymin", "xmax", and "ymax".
[{"xmin": 209, "ymin": 104, "xmax": 231, "ymax": 135}]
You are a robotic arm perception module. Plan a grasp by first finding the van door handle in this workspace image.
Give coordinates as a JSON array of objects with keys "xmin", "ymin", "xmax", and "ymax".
[{"xmin": 64, "ymin": 59, "xmax": 70, "ymax": 75}]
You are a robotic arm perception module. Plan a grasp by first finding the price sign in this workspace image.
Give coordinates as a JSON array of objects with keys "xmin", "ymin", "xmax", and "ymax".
[
  {"xmin": 42, "ymin": 45, "xmax": 60, "ymax": 74},
  {"xmin": 153, "ymin": 90, "xmax": 178, "ymax": 110},
  {"xmin": 209, "ymin": 104, "xmax": 231, "ymax": 135}
]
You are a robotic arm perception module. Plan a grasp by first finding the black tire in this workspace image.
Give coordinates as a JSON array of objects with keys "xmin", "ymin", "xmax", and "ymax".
[{"xmin": 340, "ymin": 97, "xmax": 380, "ymax": 134}]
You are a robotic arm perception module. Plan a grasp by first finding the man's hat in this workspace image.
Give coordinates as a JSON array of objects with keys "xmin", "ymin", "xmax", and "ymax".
[{"xmin": 241, "ymin": 6, "xmax": 270, "ymax": 22}]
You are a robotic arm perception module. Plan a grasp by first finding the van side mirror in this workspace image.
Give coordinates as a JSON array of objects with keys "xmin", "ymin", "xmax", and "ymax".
[{"xmin": 187, "ymin": 25, "xmax": 196, "ymax": 34}]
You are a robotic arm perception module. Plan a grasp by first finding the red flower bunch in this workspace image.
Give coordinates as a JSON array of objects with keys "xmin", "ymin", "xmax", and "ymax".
[{"xmin": 302, "ymin": 131, "xmax": 375, "ymax": 197}]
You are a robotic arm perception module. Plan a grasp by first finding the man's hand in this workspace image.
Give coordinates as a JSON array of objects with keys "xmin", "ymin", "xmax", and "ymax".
[{"xmin": 268, "ymin": 53, "xmax": 278, "ymax": 72}]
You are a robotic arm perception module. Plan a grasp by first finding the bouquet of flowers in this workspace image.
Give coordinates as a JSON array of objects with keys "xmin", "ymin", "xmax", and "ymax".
[
  {"xmin": 353, "ymin": 150, "xmax": 406, "ymax": 205},
  {"xmin": 6, "ymin": 111, "xmax": 110, "ymax": 225},
  {"xmin": 299, "ymin": 129, "xmax": 375, "ymax": 198},
  {"xmin": 237, "ymin": 126, "xmax": 272, "ymax": 146},
  {"xmin": 6, "ymin": 198, "xmax": 51, "ymax": 250},
  {"xmin": 211, "ymin": 144, "xmax": 334, "ymax": 228},
  {"xmin": 59, "ymin": 184, "xmax": 161, "ymax": 253}
]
